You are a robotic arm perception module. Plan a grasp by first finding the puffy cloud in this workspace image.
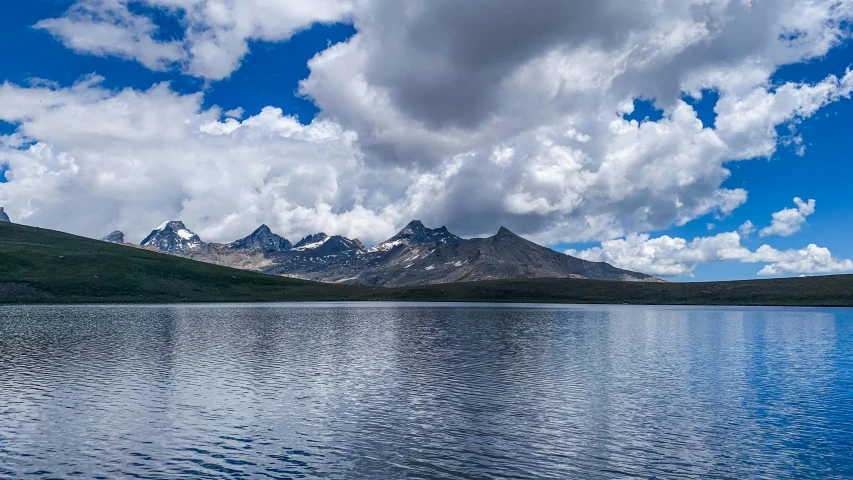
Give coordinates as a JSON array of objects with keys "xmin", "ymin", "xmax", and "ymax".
[
  {"xmin": 34, "ymin": 0, "xmax": 185, "ymax": 71},
  {"xmin": 6, "ymin": 0, "xmax": 853, "ymax": 248},
  {"xmin": 568, "ymin": 232, "xmax": 753, "ymax": 277},
  {"xmin": 738, "ymin": 220, "xmax": 756, "ymax": 238},
  {"xmin": 223, "ymin": 107, "xmax": 244, "ymax": 119},
  {"xmin": 0, "ymin": 77, "xmax": 409, "ymax": 244},
  {"xmin": 36, "ymin": 0, "xmax": 353, "ymax": 80},
  {"xmin": 569, "ymin": 231, "xmax": 853, "ymax": 277},
  {"xmin": 755, "ymin": 244, "xmax": 853, "ymax": 276},
  {"xmin": 759, "ymin": 197, "xmax": 816, "ymax": 237},
  {"xmin": 299, "ymin": 0, "xmax": 853, "ymax": 241}
]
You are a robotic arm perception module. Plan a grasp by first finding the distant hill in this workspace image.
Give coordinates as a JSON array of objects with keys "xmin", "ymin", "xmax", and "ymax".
[
  {"xmin": 2, "ymin": 222, "xmax": 853, "ymax": 306},
  {"xmin": 373, "ymin": 276, "xmax": 853, "ymax": 307}
]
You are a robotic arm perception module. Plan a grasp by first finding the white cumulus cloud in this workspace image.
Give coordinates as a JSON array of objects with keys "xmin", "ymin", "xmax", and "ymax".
[
  {"xmin": 0, "ymin": 77, "xmax": 409, "ymax": 244},
  {"xmin": 36, "ymin": 0, "xmax": 353, "ymax": 80},
  {"xmin": 2, "ymin": 0, "xmax": 852, "ymax": 249},
  {"xmin": 738, "ymin": 220, "xmax": 756, "ymax": 238},
  {"xmin": 759, "ymin": 197, "xmax": 816, "ymax": 237},
  {"xmin": 569, "ymin": 231, "xmax": 853, "ymax": 277}
]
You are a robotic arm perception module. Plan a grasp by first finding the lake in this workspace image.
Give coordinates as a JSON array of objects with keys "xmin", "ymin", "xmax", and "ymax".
[{"xmin": 1, "ymin": 303, "xmax": 852, "ymax": 479}]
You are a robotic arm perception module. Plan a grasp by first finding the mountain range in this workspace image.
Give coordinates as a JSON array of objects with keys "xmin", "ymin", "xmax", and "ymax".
[
  {"xmin": 5, "ymin": 220, "xmax": 851, "ymax": 306},
  {"xmin": 102, "ymin": 219, "xmax": 661, "ymax": 286}
]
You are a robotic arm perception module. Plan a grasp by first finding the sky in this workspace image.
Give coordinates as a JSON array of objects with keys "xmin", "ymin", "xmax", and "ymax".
[{"xmin": 1, "ymin": 0, "xmax": 852, "ymax": 282}]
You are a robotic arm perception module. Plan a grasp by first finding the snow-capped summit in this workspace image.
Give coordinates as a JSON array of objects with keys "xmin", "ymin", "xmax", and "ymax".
[
  {"xmin": 0, "ymin": 207, "xmax": 9, "ymax": 223},
  {"xmin": 229, "ymin": 224, "xmax": 292, "ymax": 252},
  {"xmin": 289, "ymin": 233, "xmax": 365, "ymax": 256},
  {"xmin": 292, "ymin": 233, "xmax": 329, "ymax": 251},
  {"xmin": 100, "ymin": 231, "xmax": 125, "ymax": 244},
  {"xmin": 369, "ymin": 220, "xmax": 460, "ymax": 252},
  {"xmin": 141, "ymin": 221, "xmax": 204, "ymax": 254}
]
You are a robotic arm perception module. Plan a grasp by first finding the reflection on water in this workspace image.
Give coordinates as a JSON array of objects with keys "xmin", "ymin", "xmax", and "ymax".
[{"xmin": 1, "ymin": 303, "xmax": 851, "ymax": 478}]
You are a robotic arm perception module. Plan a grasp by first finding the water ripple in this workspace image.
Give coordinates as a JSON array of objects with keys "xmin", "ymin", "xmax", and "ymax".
[{"xmin": 0, "ymin": 303, "xmax": 851, "ymax": 478}]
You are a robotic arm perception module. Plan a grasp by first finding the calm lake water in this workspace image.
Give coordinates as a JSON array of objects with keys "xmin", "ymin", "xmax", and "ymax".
[{"xmin": 1, "ymin": 303, "xmax": 852, "ymax": 479}]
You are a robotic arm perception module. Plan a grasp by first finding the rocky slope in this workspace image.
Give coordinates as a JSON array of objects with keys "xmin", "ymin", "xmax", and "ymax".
[
  {"xmin": 133, "ymin": 219, "xmax": 661, "ymax": 285},
  {"xmin": 0, "ymin": 207, "xmax": 10, "ymax": 223},
  {"xmin": 182, "ymin": 243, "xmax": 274, "ymax": 271}
]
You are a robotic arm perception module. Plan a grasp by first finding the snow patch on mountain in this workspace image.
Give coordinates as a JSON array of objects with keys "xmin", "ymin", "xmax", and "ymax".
[
  {"xmin": 368, "ymin": 239, "xmax": 405, "ymax": 252},
  {"xmin": 293, "ymin": 237, "xmax": 330, "ymax": 251},
  {"xmin": 141, "ymin": 221, "xmax": 204, "ymax": 254}
]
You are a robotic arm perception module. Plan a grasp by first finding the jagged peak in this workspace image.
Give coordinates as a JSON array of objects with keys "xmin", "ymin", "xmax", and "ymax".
[
  {"xmin": 293, "ymin": 233, "xmax": 330, "ymax": 251},
  {"xmin": 100, "ymin": 230, "xmax": 125, "ymax": 244},
  {"xmin": 297, "ymin": 232, "xmax": 328, "ymax": 243},
  {"xmin": 156, "ymin": 220, "xmax": 189, "ymax": 231},
  {"xmin": 393, "ymin": 220, "xmax": 426, "ymax": 237},
  {"xmin": 368, "ymin": 220, "xmax": 460, "ymax": 253},
  {"xmin": 393, "ymin": 220, "xmax": 458, "ymax": 239},
  {"xmin": 229, "ymin": 224, "xmax": 292, "ymax": 252},
  {"xmin": 0, "ymin": 207, "xmax": 9, "ymax": 223},
  {"xmin": 142, "ymin": 221, "xmax": 202, "ymax": 251},
  {"xmin": 496, "ymin": 226, "xmax": 516, "ymax": 236}
]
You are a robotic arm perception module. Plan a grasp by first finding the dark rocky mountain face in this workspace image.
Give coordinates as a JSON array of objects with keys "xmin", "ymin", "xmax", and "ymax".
[
  {"xmin": 0, "ymin": 207, "xmax": 10, "ymax": 223},
  {"xmin": 100, "ymin": 231, "xmax": 125, "ymax": 244},
  {"xmin": 293, "ymin": 233, "xmax": 329, "ymax": 250},
  {"xmin": 174, "ymin": 220, "xmax": 660, "ymax": 286},
  {"xmin": 229, "ymin": 225, "xmax": 292, "ymax": 252},
  {"xmin": 258, "ymin": 221, "xmax": 661, "ymax": 286},
  {"xmin": 368, "ymin": 220, "xmax": 460, "ymax": 252},
  {"xmin": 286, "ymin": 233, "xmax": 366, "ymax": 257},
  {"xmin": 141, "ymin": 221, "xmax": 204, "ymax": 254}
]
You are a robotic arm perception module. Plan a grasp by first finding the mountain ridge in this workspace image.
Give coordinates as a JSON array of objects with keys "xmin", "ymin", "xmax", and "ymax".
[
  {"xmin": 125, "ymin": 219, "xmax": 661, "ymax": 285},
  {"xmin": 3, "ymin": 221, "xmax": 852, "ymax": 306}
]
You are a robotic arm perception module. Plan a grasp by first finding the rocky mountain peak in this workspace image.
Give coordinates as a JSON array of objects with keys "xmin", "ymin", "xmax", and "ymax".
[
  {"xmin": 141, "ymin": 220, "xmax": 204, "ymax": 254},
  {"xmin": 229, "ymin": 224, "xmax": 292, "ymax": 252},
  {"xmin": 100, "ymin": 231, "xmax": 125, "ymax": 244},
  {"xmin": 402, "ymin": 219, "xmax": 426, "ymax": 233},
  {"xmin": 163, "ymin": 220, "xmax": 187, "ymax": 231},
  {"xmin": 288, "ymin": 233, "xmax": 364, "ymax": 256},
  {"xmin": 293, "ymin": 233, "xmax": 329, "ymax": 251},
  {"xmin": 165, "ymin": 218, "xmax": 660, "ymax": 285},
  {"xmin": 0, "ymin": 207, "xmax": 9, "ymax": 223},
  {"xmin": 495, "ymin": 226, "xmax": 516, "ymax": 237},
  {"xmin": 370, "ymin": 220, "xmax": 460, "ymax": 252}
]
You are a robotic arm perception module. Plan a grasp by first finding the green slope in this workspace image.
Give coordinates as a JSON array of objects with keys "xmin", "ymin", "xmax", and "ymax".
[
  {"xmin": 0, "ymin": 222, "xmax": 368, "ymax": 303},
  {"xmin": 2, "ymin": 221, "xmax": 853, "ymax": 306},
  {"xmin": 375, "ymin": 276, "xmax": 853, "ymax": 306}
]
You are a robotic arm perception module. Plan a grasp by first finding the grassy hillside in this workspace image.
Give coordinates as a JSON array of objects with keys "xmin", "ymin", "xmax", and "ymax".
[
  {"xmin": 374, "ymin": 276, "xmax": 853, "ymax": 306},
  {"xmin": 2, "ymin": 222, "xmax": 853, "ymax": 306},
  {"xmin": 0, "ymin": 222, "xmax": 368, "ymax": 303}
]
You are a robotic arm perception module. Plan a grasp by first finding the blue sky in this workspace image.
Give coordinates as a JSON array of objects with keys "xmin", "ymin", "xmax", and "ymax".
[{"xmin": 1, "ymin": 0, "xmax": 852, "ymax": 281}]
